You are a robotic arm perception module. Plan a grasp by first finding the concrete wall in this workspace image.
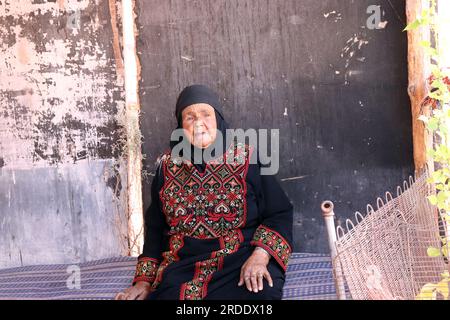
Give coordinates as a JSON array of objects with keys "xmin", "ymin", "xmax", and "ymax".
[{"xmin": 0, "ymin": 0, "xmax": 129, "ymax": 268}]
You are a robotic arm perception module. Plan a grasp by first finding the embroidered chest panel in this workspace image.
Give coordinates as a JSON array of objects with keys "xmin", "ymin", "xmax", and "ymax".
[{"xmin": 159, "ymin": 143, "xmax": 252, "ymax": 239}]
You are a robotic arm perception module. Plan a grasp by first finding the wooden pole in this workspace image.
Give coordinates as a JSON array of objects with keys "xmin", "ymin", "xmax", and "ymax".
[
  {"xmin": 406, "ymin": 0, "xmax": 433, "ymax": 172},
  {"xmin": 122, "ymin": 0, "xmax": 144, "ymax": 256}
]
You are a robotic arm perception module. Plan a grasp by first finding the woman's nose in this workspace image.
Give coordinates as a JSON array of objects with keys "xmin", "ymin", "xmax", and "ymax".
[{"xmin": 194, "ymin": 120, "xmax": 204, "ymax": 128}]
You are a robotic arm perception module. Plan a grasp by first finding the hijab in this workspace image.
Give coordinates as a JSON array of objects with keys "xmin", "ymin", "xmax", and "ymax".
[{"xmin": 169, "ymin": 84, "xmax": 232, "ymax": 173}]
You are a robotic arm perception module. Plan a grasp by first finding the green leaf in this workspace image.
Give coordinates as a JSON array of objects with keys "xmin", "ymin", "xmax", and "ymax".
[
  {"xmin": 424, "ymin": 47, "xmax": 438, "ymax": 58},
  {"xmin": 432, "ymin": 65, "xmax": 442, "ymax": 77},
  {"xmin": 420, "ymin": 40, "xmax": 431, "ymax": 48},
  {"xmin": 421, "ymin": 9, "xmax": 431, "ymax": 19},
  {"xmin": 428, "ymin": 195, "xmax": 438, "ymax": 206},
  {"xmin": 404, "ymin": 20, "xmax": 421, "ymax": 31},
  {"xmin": 432, "ymin": 170, "xmax": 443, "ymax": 182},
  {"xmin": 427, "ymin": 247, "xmax": 442, "ymax": 257},
  {"xmin": 429, "ymin": 91, "xmax": 442, "ymax": 100},
  {"xmin": 436, "ymin": 280, "xmax": 449, "ymax": 299},
  {"xmin": 428, "ymin": 118, "xmax": 439, "ymax": 131},
  {"xmin": 416, "ymin": 283, "xmax": 437, "ymax": 300},
  {"xmin": 442, "ymin": 245, "xmax": 449, "ymax": 259},
  {"xmin": 437, "ymin": 191, "xmax": 447, "ymax": 207}
]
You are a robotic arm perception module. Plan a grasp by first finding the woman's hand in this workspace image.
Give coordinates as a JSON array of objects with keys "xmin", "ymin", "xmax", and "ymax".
[
  {"xmin": 114, "ymin": 281, "xmax": 152, "ymax": 300},
  {"xmin": 238, "ymin": 248, "xmax": 273, "ymax": 293}
]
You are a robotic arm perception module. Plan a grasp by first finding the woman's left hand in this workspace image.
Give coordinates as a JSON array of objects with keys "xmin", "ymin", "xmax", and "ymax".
[{"xmin": 238, "ymin": 248, "xmax": 273, "ymax": 293}]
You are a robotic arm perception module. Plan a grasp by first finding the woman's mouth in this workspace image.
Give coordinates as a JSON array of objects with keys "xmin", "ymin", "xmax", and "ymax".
[{"xmin": 194, "ymin": 132, "xmax": 207, "ymax": 137}]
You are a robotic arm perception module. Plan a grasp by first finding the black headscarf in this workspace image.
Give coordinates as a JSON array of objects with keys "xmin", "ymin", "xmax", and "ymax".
[{"xmin": 170, "ymin": 84, "xmax": 232, "ymax": 173}]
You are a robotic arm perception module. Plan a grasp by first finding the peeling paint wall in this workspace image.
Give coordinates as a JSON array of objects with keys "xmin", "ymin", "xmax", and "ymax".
[{"xmin": 0, "ymin": 0, "xmax": 128, "ymax": 267}]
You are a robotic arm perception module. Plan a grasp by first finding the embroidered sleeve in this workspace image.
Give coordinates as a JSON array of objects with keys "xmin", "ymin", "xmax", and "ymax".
[
  {"xmin": 131, "ymin": 157, "xmax": 166, "ymax": 286},
  {"xmin": 251, "ymin": 225, "xmax": 292, "ymax": 271},
  {"xmin": 132, "ymin": 257, "xmax": 160, "ymax": 285}
]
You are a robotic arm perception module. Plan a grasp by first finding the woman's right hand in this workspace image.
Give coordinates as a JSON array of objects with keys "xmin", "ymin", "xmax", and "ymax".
[{"xmin": 114, "ymin": 281, "xmax": 152, "ymax": 300}]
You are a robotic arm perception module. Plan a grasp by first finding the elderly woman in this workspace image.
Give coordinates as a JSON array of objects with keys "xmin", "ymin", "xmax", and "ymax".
[{"xmin": 116, "ymin": 85, "xmax": 293, "ymax": 300}]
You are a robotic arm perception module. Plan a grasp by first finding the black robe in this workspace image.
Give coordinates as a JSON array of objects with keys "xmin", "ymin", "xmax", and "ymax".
[{"xmin": 132, "ymin": 142, "xmax": 293, "ymax": 300}]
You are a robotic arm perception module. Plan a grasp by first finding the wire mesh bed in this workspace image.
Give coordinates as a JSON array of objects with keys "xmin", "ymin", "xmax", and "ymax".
[
  {"xmin": 4, "ymin": 170, "xmax": 445, "ymax": 300},
  {"xmin": 321, "ymin": 168, "xmax": 450, "ymax": 300}
]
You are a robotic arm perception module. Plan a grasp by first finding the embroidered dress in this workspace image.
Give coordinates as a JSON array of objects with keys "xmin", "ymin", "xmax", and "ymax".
[{"xmin": 132, "ymin": 142, "xmax": 293, "ymax": 300}]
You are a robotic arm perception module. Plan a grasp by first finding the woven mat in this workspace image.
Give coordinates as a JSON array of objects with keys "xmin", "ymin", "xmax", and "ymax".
[{"xmin": 0, "ymin": 253, "xmax": 344, "ymax": 300}]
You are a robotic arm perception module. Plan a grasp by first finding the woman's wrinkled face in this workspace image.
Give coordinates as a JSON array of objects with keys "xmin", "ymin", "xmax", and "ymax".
[{"xmin": 181, "ymin": 103, "xmax": 217, "ymax": 149}]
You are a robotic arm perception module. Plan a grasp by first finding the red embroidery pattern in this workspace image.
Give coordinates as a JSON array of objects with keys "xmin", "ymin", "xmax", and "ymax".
[
  {"xmin": 152, "ymin": 234, "xmax": 184, "ymax": 290},
  {"xmin": 159, "ymin": 143, "xmax": 252, "ymax": 239},
  {"xmin": 132, "ymin": 257, "xmax": 159, "ymax": 285},
  {"xmin": 251, "ymin": 225, "xmax": 292, "ymax": 271},
  {"xmin": 179, "ymin": 259, "xmax": 218, "ymax": 300},
  {"xmin": 180, "ymin": 229, "xmax": 243, "ymax": 300}
]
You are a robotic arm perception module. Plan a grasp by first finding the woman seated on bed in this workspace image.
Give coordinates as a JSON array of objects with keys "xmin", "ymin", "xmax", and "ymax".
[{"xmin": 115, "ymin": 84, "xmax": 293, "ymax": 300}]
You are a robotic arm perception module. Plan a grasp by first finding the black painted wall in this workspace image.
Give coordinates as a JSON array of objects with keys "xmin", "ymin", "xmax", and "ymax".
[{"xmin": 137, "ymin": 0, "xmax": 414, "ymax": 253}]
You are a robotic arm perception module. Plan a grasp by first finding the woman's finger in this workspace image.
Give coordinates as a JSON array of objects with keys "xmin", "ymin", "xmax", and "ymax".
[
  {"xmin": 244, "ymin": 273, "xmax": 252, "ymax": 291},
  {"xmin": 126, "ymin": 288, "xmax": 139, "ymax": 300},
  {"xmin": 114, "ymin": 292, "xmax": 126, "ymax": 300},
  {"xmin": 136, "ymin": 291, "xmax": 148, "ymax": 300},
  {"xmin": 250, "ymin": 273, "xmax": 258, "ymax": 293},
  {"xmin": 123, "ymin": 286, "xmax": 132, "ymax": 295},
  {"xmin": 264, "ymin": 270, "xmax": 274, "ymax": 288},
  {"xmin": 238, "ymin": 265, "xmax": 246, "ymax": 286},
  {"xmin": 257, "ymin": 272, "xmax": 264, "ymax": 290}
]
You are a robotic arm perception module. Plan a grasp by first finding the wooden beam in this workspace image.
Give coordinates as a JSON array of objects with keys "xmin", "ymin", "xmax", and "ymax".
[
  {"xmin": 406, "ymin": 0, "xmax": 433, "ymax": 172},
  {"xmin": 122, "ymin": 0, "xmax": 144, "ymax": 256}
]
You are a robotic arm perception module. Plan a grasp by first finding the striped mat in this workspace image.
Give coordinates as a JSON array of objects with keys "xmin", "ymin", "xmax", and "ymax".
[{"xmin": 0, "ymin": 253, "xmax": 344, "ymax": 300}]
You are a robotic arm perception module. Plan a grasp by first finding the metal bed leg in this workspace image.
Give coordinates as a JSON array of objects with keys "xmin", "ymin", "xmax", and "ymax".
[{"xmin": 321, "ymin": 200, "xmax": 347, "ymax": 300}]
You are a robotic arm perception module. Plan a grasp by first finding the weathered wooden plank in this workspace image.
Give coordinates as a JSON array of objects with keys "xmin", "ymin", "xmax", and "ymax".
[
  {"xmin": 406, "ymin": 0, "xmax": 432, "ymax": 172},
  {"xmin": 122, "ymin": 0, "xmax": 144, "ymax": 256}
]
